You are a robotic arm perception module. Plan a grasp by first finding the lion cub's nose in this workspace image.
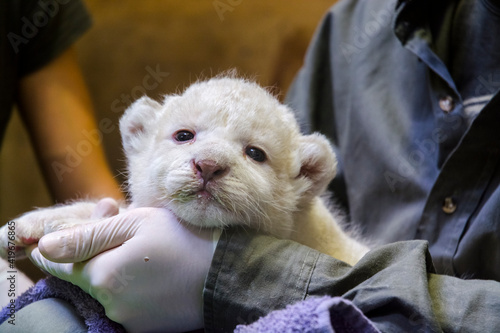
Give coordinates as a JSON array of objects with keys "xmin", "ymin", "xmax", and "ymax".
[{"xmin": 195, "ymin": 159, "xmax": 229, "ymax": 183}]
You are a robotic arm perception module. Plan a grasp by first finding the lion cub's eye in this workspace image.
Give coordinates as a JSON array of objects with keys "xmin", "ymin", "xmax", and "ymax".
[
  {"xmin": 173, "ymin": 130, "xmax": 195, "ymax": 142},
  {"xmin": 245, "ymin": 146, "xmax": 267, "ymax": 162}
]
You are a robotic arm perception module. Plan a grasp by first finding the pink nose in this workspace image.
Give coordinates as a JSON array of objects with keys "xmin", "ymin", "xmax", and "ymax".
[{"xmin": 195, "ymin": 159, "xmax": 229, "ymax": 183}]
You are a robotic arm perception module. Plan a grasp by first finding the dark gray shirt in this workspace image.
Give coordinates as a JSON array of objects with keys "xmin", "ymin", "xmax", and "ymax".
[
  {"xmin": 287, "ymin": 0, "xmax": 500, "ymax": 280},
  {"xmin": 205, "ymin": 0, "xmax": 500, "ymax": 331}
]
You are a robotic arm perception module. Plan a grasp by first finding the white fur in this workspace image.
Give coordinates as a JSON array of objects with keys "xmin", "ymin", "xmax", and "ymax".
[{"xmin": 0, "ymin": 77, "xmax": 368, "ymax": 265}]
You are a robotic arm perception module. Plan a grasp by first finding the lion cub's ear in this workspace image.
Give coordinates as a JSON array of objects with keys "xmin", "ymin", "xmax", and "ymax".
[
  {"xmin": 297, "ymin": 133, "xmax": 337, "ymax": 201},
  {"xmin": 119, "ymin": 96, "xmax": 163, "ymax": 154}
]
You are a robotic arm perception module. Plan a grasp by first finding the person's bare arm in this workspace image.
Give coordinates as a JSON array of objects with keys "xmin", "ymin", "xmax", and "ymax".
[{"xmin": 16, "ymin": 47, "xmax": 123, "ymax": 202}]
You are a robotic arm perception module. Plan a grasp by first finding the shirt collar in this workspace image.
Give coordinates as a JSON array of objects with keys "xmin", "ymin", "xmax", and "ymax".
[
  {"xmin": 393, "ymin": 0, "xmax": 431, "ymax": 44},
  {"xmin": 393, "ymin": 0, "xmax": 459, "ymax": 93}
]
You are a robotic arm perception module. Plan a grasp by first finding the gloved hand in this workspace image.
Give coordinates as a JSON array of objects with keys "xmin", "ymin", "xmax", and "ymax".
[
  {"xmin": 0, "ymin": 199, "xmax": 118, "ymax": 307},
  {"xmin": 27, "ymin": 201, "xmax": 217, "ymax": 333}
]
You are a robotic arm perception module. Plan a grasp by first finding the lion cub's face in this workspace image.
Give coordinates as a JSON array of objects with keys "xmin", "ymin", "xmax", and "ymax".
[{"xmin": 120, "ymin": 78, "xmax": 336, "ymax": 235}]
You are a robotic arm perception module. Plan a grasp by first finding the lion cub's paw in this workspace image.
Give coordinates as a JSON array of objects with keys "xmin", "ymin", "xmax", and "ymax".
[{"xmin": 0, "ymin": 202, "xmax": 97, "ymax": 259}]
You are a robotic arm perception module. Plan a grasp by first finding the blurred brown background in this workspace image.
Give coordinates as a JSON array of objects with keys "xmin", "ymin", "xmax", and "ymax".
[{"xmin": 0, "ymin": 0, "xmax": 335, "ymax": 280}]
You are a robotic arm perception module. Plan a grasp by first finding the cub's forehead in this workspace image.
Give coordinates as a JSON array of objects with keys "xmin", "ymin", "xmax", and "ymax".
[{"xmin": 161, "ymin": 78, "xmax": 300, "ymax": 136}]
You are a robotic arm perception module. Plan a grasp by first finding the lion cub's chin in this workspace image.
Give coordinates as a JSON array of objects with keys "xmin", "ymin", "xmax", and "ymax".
[{"xmin": 169, "ymin": 195, "xmax": 261, "ymax": 230}]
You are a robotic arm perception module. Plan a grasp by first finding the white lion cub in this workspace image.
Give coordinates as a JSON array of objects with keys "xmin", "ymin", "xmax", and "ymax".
[{"xmin": 0, "ymin": 77, "xmax": 368, "ymax": 265}]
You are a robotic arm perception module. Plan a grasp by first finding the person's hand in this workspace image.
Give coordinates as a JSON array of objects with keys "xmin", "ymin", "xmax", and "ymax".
[{"xmin": 27, "ymin": 204, "xmax": 216, "ymax": 333}]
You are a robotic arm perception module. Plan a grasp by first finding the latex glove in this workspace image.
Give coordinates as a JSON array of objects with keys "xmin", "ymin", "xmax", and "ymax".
[
  {"xmin": 90, "ymin": 197, "xmax": 121, "ymax": 219},
  {"xmin": 27, "ymin": 206, "xmax": 216, "ymax": 333},
  {"xmin": 0, "ymin": 198, "xmax": 118, "ymax": 308}
]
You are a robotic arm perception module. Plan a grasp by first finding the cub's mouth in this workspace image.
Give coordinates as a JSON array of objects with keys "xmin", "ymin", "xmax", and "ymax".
[
  {"xmin": 170, "ymin": 185, "xmax": 227, "ymax": 208},
  {"xmin": 168, "ymin": 184, "xmax": 239, "ymax": 228},
  {"xmin": 165, "ymin": 175, "xmax": 269, "ymax": 229}
]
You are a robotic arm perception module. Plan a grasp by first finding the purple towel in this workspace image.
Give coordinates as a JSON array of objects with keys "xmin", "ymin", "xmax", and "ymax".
[
  {"xmin": 0, "ymin": 276, "xmax": 125, "ymax": 333},
  {"xmin": 234, "ymin": 296, "xmax": 380, "ymax": 333},
  {"xmin": 1, "ymin": 277, "xmax": 379, "ymax": 332}
]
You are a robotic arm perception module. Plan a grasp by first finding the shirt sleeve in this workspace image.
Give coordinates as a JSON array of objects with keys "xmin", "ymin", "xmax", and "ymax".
[
  {"xmin": 15, "ymin": 0, "xmax": 92, "ymax": 77},
  {"xmin": 203, "ymin": 228, "xmax": 500, "ymax": 332}
]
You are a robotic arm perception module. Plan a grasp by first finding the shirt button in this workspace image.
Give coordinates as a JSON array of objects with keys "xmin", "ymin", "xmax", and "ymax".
[
  {"xmin": 442, "ymin": 197, "xmax": 457, "ymax": 214},
  {"xmin": 439, "ymin": 96, "xmax": 455, "ymax": 113}
]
